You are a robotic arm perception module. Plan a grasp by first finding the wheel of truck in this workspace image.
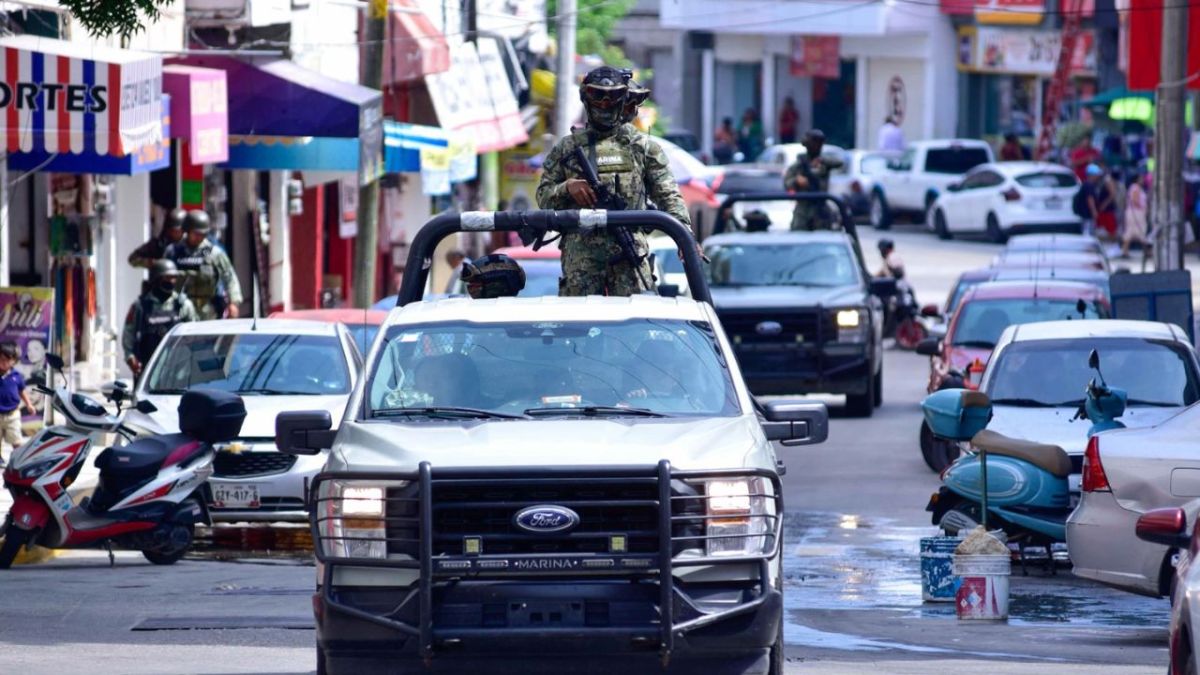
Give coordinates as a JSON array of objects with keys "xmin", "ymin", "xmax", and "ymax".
[
  {"xmin": 768, "ymin": 615, "xmax": 785, "ymax": 675},
  {"xmin": 923, "ymin": 193, "xmax": 938, "ymax": 224},
  {"xmin": 316, "ymin": 647, "xmax": 328, "ymax": 675},
  {"xmin": 845, "ymin": 366, "xmax": 876, "ymax": 417},
  {"xmin": 873, "ymin": 367, "xmax": 883, "ymax": 408},
  {"xmin": 869, "ymin": 191, "xmax": 892, "ymax": 230},
  {"xmin": 986, "ymin": 213, "xmax": 1007, "ymax": 244},
  {"xmin": 0, "ymin": 526, "xmax": 31, "ymax": 569},
  {"xmin": 934, "ymin": 209, "xmax": 952, "ymax": 240}
]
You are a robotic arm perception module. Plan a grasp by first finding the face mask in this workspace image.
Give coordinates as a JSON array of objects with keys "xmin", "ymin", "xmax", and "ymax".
[{"xmin": 157, "ymin": 280, "xmax": 177, "ymax": 295}]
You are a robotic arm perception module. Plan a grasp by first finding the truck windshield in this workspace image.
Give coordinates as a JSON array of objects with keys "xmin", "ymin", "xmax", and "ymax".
[
  {"xmin": 987, "ymin": 338, "xmax": 1200, "ymax": 408},
  {"xmin": 705, "ymin": 242, "xmax": 858, "ymax": 287},
  {"xmin": 367, "ymin": 319, "xmax": 741, "ymax": 418}
]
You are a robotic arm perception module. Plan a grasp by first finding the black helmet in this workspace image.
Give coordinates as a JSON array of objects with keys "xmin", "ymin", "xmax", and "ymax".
[
  {"xmin": 877, "ymin": 238, "xmax": 894, "ymax": 252},
  {"xmin": 183, "ymin": 210, "xmax": 211, "ymax": 234},
  {"xmin": 149, "ymin": 259, "xmax": 180, "ymax": 282},
  {"xmin": 580, "ymin": 66, "xmax": 631, "ymax": 132},
  {"xmin": 804, "ymin": 129, "xmax": 826, "ymax": 144},
  {"xmin": 622, "ymin": 80, "xmax": 650, "ymax": 124},
  {"xmin": 164, "ymin": 208, "xmax": 187, "ymax": 231},
  {"xmin": 743, "ymin": 210, "xmax": 771, "ymax": 232},
  {"xmin": 461, "ymin": 254, "xmax": 526, "ymax": 299}
]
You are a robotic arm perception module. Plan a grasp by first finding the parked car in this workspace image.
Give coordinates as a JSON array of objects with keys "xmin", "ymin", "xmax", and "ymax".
[
  {"xmin": 1070, "ymin": 401, "xmax": 1200, "ymax": 598},
  {"xmin": 268, "ymin": 308, "xmax": 388, "ymax": 356},
  {"xmin": 829, "ymin": 149, "xmax": 901, "ymax": 219},
  {"xmin": 661, "ymin": 128, "xmax": 707, "ymax": 164},
  {"xmin": 654, "ymin": 135, "xmax": 724, "ymax": 239},
  {"xmin": 704, "ymin": 230, "xmax": 888, "ymax": 416},
  {"xmin": 753, "ymin": 142, "xmax": 847, "ymax": 172},
  {"xmin": 991, "ymin": 249, "xmax": 1109, "ymax": 273},
  {"xmin": 928, "ymin": 162, "xmax": 1081, "ymax": 242},
  {"xmin": 869, "ymin": 139, "xmax": 994, "ymax": 229},
  {"xmin": 1133, "ymin": 502, "xmax": 1200, "ymax": 673},
  {"xmin": 978, "ymin": 320, "xmax": 1199, "ymax": 501},
  {"xmin": 1005, "ymin": 233, "xmax": 1104, "ymax": 256},
  {"xmin": 925, "ymin": 268, "xmax": 996, "ymax": 341},
  {"xmin": 990, "ymin": 266, "xmax": 1111, "ymax": 300},
  {"xmin": 126, "ymin": 319, "xmax": 360, "ymax": 522}
]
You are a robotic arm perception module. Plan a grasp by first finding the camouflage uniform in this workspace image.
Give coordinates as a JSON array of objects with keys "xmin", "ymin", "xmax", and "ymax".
[
  {"xmin": 784, "ymin": 155, "xmax": 844, "ymax": 231},
  {"xmin": 127, "ymin": 234, "xmax": 174, "ymax": 269},
  {"xmin": 122, "ymin": 291, "xmax": 198, "ymax": 366},
  {"xmin": 165, "ymin": 239, "xmax": 242, "ymax": 320},
  {"xmin": 536, "ymin": 125, "xmax": 692, "ymax": 296}
]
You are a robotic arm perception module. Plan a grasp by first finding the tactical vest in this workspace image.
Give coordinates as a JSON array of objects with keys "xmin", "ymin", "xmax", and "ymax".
[
  {"xmin": 588, "ymin": 131, "xmax": 648, "ymax": 211},
  {"xmin": 135, "ymin": 296, "xmax": 186, "ymax": 363},
  {"xmin": 172, "ymin": 243, "xmax": 218, "ymax": 299}
]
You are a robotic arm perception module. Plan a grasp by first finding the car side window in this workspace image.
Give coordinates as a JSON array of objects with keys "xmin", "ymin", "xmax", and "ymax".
[
  {"xmin": 961, "ymin": 171, "xmax": 1002, "ymax": 190},
  {"xmin": 891, "ymin": 150, "xmax": 914, "ymax": 172}
]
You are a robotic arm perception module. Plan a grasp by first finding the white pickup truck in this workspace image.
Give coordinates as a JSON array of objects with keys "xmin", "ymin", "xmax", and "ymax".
[{"xmin": 868, "ymin": 139, "xmax": 994, "ymax": 230}]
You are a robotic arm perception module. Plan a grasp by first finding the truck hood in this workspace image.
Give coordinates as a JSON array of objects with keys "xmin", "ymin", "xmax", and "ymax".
[
  {"xmin": 987, "ymin": 405, "xmax": 1184, "ymax": 457},
  {"xmin": 710, "ymin": 285, "xmax": 864, "ymax": 310},
  {"xmin": 131, "ymin": 393, "xmax": 348, "ymax": 439},
  {"xmin": 329, "ymin": 415, "xmax": 769, "ymax": 473}
]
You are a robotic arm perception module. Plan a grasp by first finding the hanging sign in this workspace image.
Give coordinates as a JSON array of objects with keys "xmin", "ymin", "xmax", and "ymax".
[
  {"xmin": 0, "ymin": 287, "xmax": 54, "ymax": 433},
  {"xmin": 789, "ymin": 36, "xmax": 840, "ymax": 79}
]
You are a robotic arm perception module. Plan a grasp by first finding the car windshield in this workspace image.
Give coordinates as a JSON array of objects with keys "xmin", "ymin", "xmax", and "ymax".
[
  {"xmin": 987, "ymin": 338, "xmax": 1200, "ymax": 408},
  {"xmin": 952, "ymin": 298, "xmax": 1105, "ymax": 348},
  {"xmin": 345, "ymin": 323, "xmax": 381, "ymax": 355},
  {"xmin": 947, "ymin": 277, "xmax": 986, "ymax": 315},
  {"xmin": 705, "ymin": 242, "xmax": 859, "ymax": 287},
  {"xmin": 367, "ymin": 319, "xmax": 740, "ymax": 418},
  {"xmin": 146, "ymin": 333, "xmax": 350, "ymax": 395},
  {"xmin": 925, "ymin": 148, "xmax": 990, "ymax": 174}
]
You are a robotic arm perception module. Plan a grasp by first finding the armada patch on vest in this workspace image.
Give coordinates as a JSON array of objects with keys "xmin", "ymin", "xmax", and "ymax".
[{"xmin": 595, "ymin": 153, "xmax": 633, "ymax": 173}]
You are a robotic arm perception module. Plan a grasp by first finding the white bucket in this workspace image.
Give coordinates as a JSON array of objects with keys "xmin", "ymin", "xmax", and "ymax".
[{"xmin": 952, "ymin": 553, "xmax": 1010, "ymax": 621}]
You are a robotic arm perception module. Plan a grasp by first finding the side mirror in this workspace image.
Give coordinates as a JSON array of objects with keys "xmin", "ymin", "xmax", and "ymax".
[
  {"xmin": 1135, "ymin": 508, "xmax": 1191, "ymax": 549},
  {"xmin": 920, "ymin": 303, "xmax": 941, "ymax": 318},
  {"xmin": 276, "ymin": 410, "xmax": 335, "ymax": 455},
  {"xmin": 1088, "ymin": 348, "xmax": 1100, "ymax": 370},
  {"xmin": 658, "ymin": 284, "xmax": 680, "ymax": 298},
  {"xmin": 869, "ymin": 277, "xmax": 898, "ymax": 298},
  {"xmin": 135, "ymin": 400, "xmax": 158, "ymax": 414},
  {"xmin": 916, "ymin": 337, "xmax": 942, "ymax": 357},
  {"xmin": 922, "ymin": 389, "xmax": 992, "ymax": 441},
  {"xmin": 760, "ymin": 400, "xmax": 829, "ymax": 447},
  {"xmin": 46, "ymin": 354, "xmax": 64, "ymax": 371}
]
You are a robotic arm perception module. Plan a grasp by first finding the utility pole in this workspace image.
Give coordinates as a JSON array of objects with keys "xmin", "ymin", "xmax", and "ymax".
[
  {"xmin": 353, "ymin": 0, "xmax": 387, "ymax": 307},
  {"xmin": 1153, "ymin": 0, "xmax": 1189, "ymax": 271},
  {"xmin": 554, "ymin": 0, "xmax": 577, "ymax": 138}
]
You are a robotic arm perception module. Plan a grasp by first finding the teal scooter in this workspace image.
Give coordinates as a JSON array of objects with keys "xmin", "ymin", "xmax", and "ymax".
[{"xmin": 923, "ymin": 350, "xmax": 1126, "ymax": 547}]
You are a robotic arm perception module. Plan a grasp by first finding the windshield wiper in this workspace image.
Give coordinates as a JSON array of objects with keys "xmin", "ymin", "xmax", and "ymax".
[
  {"xmin": 148, "ymin": 388, "xmax": 187, "ymax": 395},
  {"xmin": 375, "ymin": 406, "xmax": 530, "ymax": 420},
  {"xmin": 237, "ymin": 387, "xmax": 319, "ymax": 395},
  {"xmin": 524, "ymin": 405, "xmax": 671, "ymax": 418},
  {"xmin": 952, "ymin": 340, "xmax": 997, "ymax": 349},
  {"xmin": 990, "ymin": 397, "xmax": 1055, "ymax": 407}
]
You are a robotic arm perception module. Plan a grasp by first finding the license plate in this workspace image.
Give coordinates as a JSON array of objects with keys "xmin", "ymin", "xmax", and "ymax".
[
  {"xmin": 211, "ymin": 482, "xmax": 260, "ymax": 509},
  {"xmin": 1045, "ymin": 197, "xmax": 1063, "ymax": 210}
]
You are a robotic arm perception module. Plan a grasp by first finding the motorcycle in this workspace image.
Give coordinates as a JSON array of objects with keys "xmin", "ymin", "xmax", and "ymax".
[
  {"xmin": 882, "ymin": 279, "xmax": 927, "ymax": 350},
  {"xmin": 0, "ymin": 355, "xmax": 246, "ymax": 568},
  {"xmin": 922, "ymin": 350, "xmax": 1124, "ymax": 549}
]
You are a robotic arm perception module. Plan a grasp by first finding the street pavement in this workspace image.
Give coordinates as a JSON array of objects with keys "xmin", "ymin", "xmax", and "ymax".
[{"xmin": 0, "ymin": 226, "xmax": 1185, "ymax": 674}]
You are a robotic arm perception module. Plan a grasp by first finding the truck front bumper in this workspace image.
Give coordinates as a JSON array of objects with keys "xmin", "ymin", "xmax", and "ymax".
[{"xmin": 737, "ymin": 344, "xmax": 872, "ymax": 396}]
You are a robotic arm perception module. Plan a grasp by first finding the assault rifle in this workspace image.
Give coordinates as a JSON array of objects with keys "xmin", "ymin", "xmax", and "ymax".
[{"xmin": 570, "ymin": 145, "xmax": 652, "ymax": 292}]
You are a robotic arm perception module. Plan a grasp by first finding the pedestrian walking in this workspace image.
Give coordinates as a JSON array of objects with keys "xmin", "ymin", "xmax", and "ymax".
[
  {"xmin": 713, "ymin": 117, "xmax": 736, "ymax": 165},
  {"xmin": 535, "ymin": 66, "xmax": 691, "ymax": 297},
  {"xmin": 778, "ymin": 97, "xmax": 799, "ymax": 144},
  {"xmin": 122, "ymin": 260, "xmax": 198, "ymax": 379},
  {"xmin": 1121, "ymin": 173, "xmax": 1150, "ymax": 258},
  {"xmin": 1073, "ymin": 164, "xmax": 1102, "ymax": 237},
  {"xmin": 999, "ymin": 133, "xmax": 1027, "ymax": 161},
  {"xmin": 1070, "ymin": 136, "xmax": 1101, "ymax": 182},
  {"xmin": 128, "ymin": 208, "xmax": 186, "ymax": 269},
  {"xmin": 1095, "ymin": 168, "xmax": 1119, "ymax": 240},
  {"xmin": 877, "ymin": 116, "xmax": 905, "ymax": 151},
  {"xmin": 784, "ymin": 129, "xmax": 844, "ymax": 231},
  {"xmin": 0, "ymin": 342, "xmax": 35, "ymax": 467},
  {"xmin": 737, "ymin": 108, "xmax": 764, "ymax": 162},
  {"xmin": 165, "ymin": 210, "xmax": 243, "ymax": 320}
]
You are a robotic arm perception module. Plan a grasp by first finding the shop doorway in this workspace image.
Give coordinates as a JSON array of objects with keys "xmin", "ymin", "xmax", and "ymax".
[{"xmin": 812, "ymin": 60, "xmax": 856, "ymax": 149}]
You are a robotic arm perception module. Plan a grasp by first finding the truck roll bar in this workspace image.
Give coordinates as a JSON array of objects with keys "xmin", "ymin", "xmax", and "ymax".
[
  {"xmin": 396, "ymin": 209, "xmax": 711, "ymax": 307},
  {"xmin": 712, "ymin": 192, "xmax": 857, "ymax": 239}
]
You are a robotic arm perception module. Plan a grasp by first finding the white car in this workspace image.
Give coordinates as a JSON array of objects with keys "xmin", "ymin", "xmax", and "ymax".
[
  {"xmin": 869, "ymin": 139, "xmax": 994, "ymax": 229},
  {"xmin": 753, "ymin": 142, "xmax": 847, "ymax": 173},
  {"xmin": 1005, "ymin": 233, "xmax": 1104, "ymax": 256},
  {"xmin": 1069, "ymin": 400, "xmax": 1200, "ymax": 598},
  {"xmin": 128, "ymin": 318, "xmax": 360, "ymax": 522},
  {"xmin": 929, "ymin": 162, "xmax": 1082, "ymax": 243},
  {"xmin": 829, "ymin": 149, "xmax": 901, "ymax": 219},
  {"xmin": 979, "ymin": 320, "xmax": 1197, "ymax": 499}
]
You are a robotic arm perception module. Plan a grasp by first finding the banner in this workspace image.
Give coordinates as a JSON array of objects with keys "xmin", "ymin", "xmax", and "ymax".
[
  {"xmin": 1127, "ymin": 0, "xmax": 1200, "ymax": 91},
  {"xmin": 0, "ymin": 287, "xmax": 54, "ymax": 433},
  {"xmin": 789, "ymin": 36, "xmax": 840, "ymax": 79},
  {"xmin": 957, "ymin": 26, "xmax": 1095, "ymax": 76}
]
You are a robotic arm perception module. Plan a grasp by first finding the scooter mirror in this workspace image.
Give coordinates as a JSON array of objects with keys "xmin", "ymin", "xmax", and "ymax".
[
  {"xmin": 46, "ymin": 354, "xmax": 65, "ymax": 371},
  {"xmin": 920, "ymin": 303, "xmax": 940, "ymax": 318},
  {"xmin": 1088, "ymin": 349, "xmax": 1100, "ymax": 371}
]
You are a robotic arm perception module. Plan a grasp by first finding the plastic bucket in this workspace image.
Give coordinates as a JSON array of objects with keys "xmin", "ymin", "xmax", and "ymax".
[
  {"xmin": 952, "ymin": 554, "xmax": 1011, "ymax": 620},
  {"xmin": 919, "ymin": 536, "xmax": 960, "ymax": 602}
]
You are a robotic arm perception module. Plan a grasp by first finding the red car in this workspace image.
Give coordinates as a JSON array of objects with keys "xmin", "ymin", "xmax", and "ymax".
[{"xmin": 268, "ymin": 308, "xmax": 388, "ymax": 355}]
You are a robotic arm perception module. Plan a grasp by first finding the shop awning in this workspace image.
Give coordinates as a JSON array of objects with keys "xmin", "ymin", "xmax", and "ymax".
[
  {"xmin": 162, "ymin": 65, "xmax": 229, "ymax": 164},
  {"xmin": 0, "ymin": 35, "xmax": 164, "ymax": 157},
  {"xmin": 1083, "ymin": 86, "xmax": 1152, "ymax": 108},
  {"xmin": 384, "ymin": 121, "xmax": 448, "ymax": 173},
  {"xmin": 425, "ymin": 41, "xmax": 527, "ymax": 154},
  {"xmin": 8, "ymin": 95, "xmax": 171, "ymax": 175},
  {"xmin": 383, "ymin": 0, "xmax": 451, "ymax": 84}
]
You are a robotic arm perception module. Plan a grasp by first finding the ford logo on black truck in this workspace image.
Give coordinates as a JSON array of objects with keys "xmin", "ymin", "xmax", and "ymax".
[{"xmin": 513, "ymin": 505, "xmax": 580, "ymax": 534}]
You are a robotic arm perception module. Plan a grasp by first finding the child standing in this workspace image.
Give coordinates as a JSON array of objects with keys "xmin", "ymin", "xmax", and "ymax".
[{"xmin": 0, "ymin": 343, "xmax": 35, "ymax": 467}]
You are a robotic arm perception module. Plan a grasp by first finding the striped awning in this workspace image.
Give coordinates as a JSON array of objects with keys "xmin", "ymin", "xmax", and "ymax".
[{"xmin": 384, "ymin": 121, "xmax": 448, "ymax": 173}]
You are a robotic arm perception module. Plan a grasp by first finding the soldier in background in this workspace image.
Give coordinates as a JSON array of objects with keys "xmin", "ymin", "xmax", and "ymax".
[
  {"xmin": 128, "ymin": 208, "xmax": 186, "ymax": 268},
  {"xmin": 536, "ymin": 66, "xmax": 691, "ymax": 297},
  {"xmin": 165, "ymin": 211, "xmax": 242, "ymax": 320},
  {"xmin": 784, "ymin": 129, "xmax": 844, "ymax": 231},
  {"xmin": 122, "ymin": 260, "xmax": 197, "ymax": 379}
]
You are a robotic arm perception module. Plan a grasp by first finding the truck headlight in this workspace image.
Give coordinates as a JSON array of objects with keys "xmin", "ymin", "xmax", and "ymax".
[
  {"xmin": 705, "ymin": 477, "xmax": 772, "ymax": 557},
  {"xmin": 319, "ymin": 481, "xmax": 397, "ymax": 559},
  {"xmin": 834, "ymin": 308, "xmax": 868, "ymax": 343}
]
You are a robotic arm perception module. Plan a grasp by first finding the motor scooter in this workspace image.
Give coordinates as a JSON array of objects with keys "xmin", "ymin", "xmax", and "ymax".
[
  {"xmin": 0, "ymin": 355, "xmax": 246, "ymax": 568},
  {"xmin": 883, "ymin": 279, "xmax": 927, "ymax": 350},
  {"xmin": 923, "ymin": 350, "xmax": 1125, "ymax": 549}
]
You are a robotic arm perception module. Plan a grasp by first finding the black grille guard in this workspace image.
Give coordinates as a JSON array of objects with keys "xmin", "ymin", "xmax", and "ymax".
[{"xmin": 309, "ymin": 460, "xmax": 783, "ymax": 665}]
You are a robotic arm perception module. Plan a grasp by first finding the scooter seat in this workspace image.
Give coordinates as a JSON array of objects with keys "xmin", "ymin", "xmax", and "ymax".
[
  {"xmin": 970, "ymin": 429, "xmax": 1072, "ymax": 478},
  {"xmin": 93, "ymin": 433, "xmax": 193, "ymax": 479}
]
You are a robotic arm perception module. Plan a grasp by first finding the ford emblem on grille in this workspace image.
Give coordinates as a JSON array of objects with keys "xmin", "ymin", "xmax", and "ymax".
[
  {"xmin": 756, "ymin": 321, "xmax": 783, "ymax": 336},
  {"xmin": 513, "ymin": 505, "xmax": 580, "ymax": 534}
]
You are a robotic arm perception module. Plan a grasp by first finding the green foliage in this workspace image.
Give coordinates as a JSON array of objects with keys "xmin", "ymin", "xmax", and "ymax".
[
  {"xmin": 548, "ymin": 0, "xmax": 635, "ymax": 64},
  {"xmin": 1057, "ymin": 122, "xmax": 1093, "ymax": 150},
  {"xmin": 59, "ymin": 0, "xmax": 172, "ymax": 39}
]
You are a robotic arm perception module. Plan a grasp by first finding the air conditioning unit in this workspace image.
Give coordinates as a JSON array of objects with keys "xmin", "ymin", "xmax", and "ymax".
[{"xmin": 185, "ymin": 0, "xmax": 292, "ymax": 28}]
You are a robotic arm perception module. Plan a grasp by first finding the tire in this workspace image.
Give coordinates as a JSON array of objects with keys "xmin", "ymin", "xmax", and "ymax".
[
  {"xmin": 317, "ymin": 647, "xmax": 328, "ymax": 675},
  {"xmin": 923, "ymin": 193, "xmax": 938, "ymax": 224},
  {"xmin": 0, "ymin": 527, "xmax": 31, "ymax": 569},
  {"xmin": 845, "ymin": 365, "xmax": 876, "ymax": 417},
  {"xmin": 920, "ymin": 421, "xmax": 961, "ymax": 473},
  {"xmin": 870, "ymin": 191, "xmax": 892, "ymax": 230},
  {"xmin": 767, "ymin": 614, "xmax": 785, "ymax": 675},
  {"xmin": 873, "ymin": 367, "xmax": 883, "ymax": 408},
  {"xmin": 142, "ymin": 523, "xmax": 194, "ymax": 566},
  {"xmin": 986, "ymin": 213, "xmax": 1007, "ymax": 244},
  {"xmin": 934, "ymin": 209, "xmax": 952, "ymax": 240},
  {"xmin": 895, "ymin": 319, "xmax": 927, "ymax": 350}
]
